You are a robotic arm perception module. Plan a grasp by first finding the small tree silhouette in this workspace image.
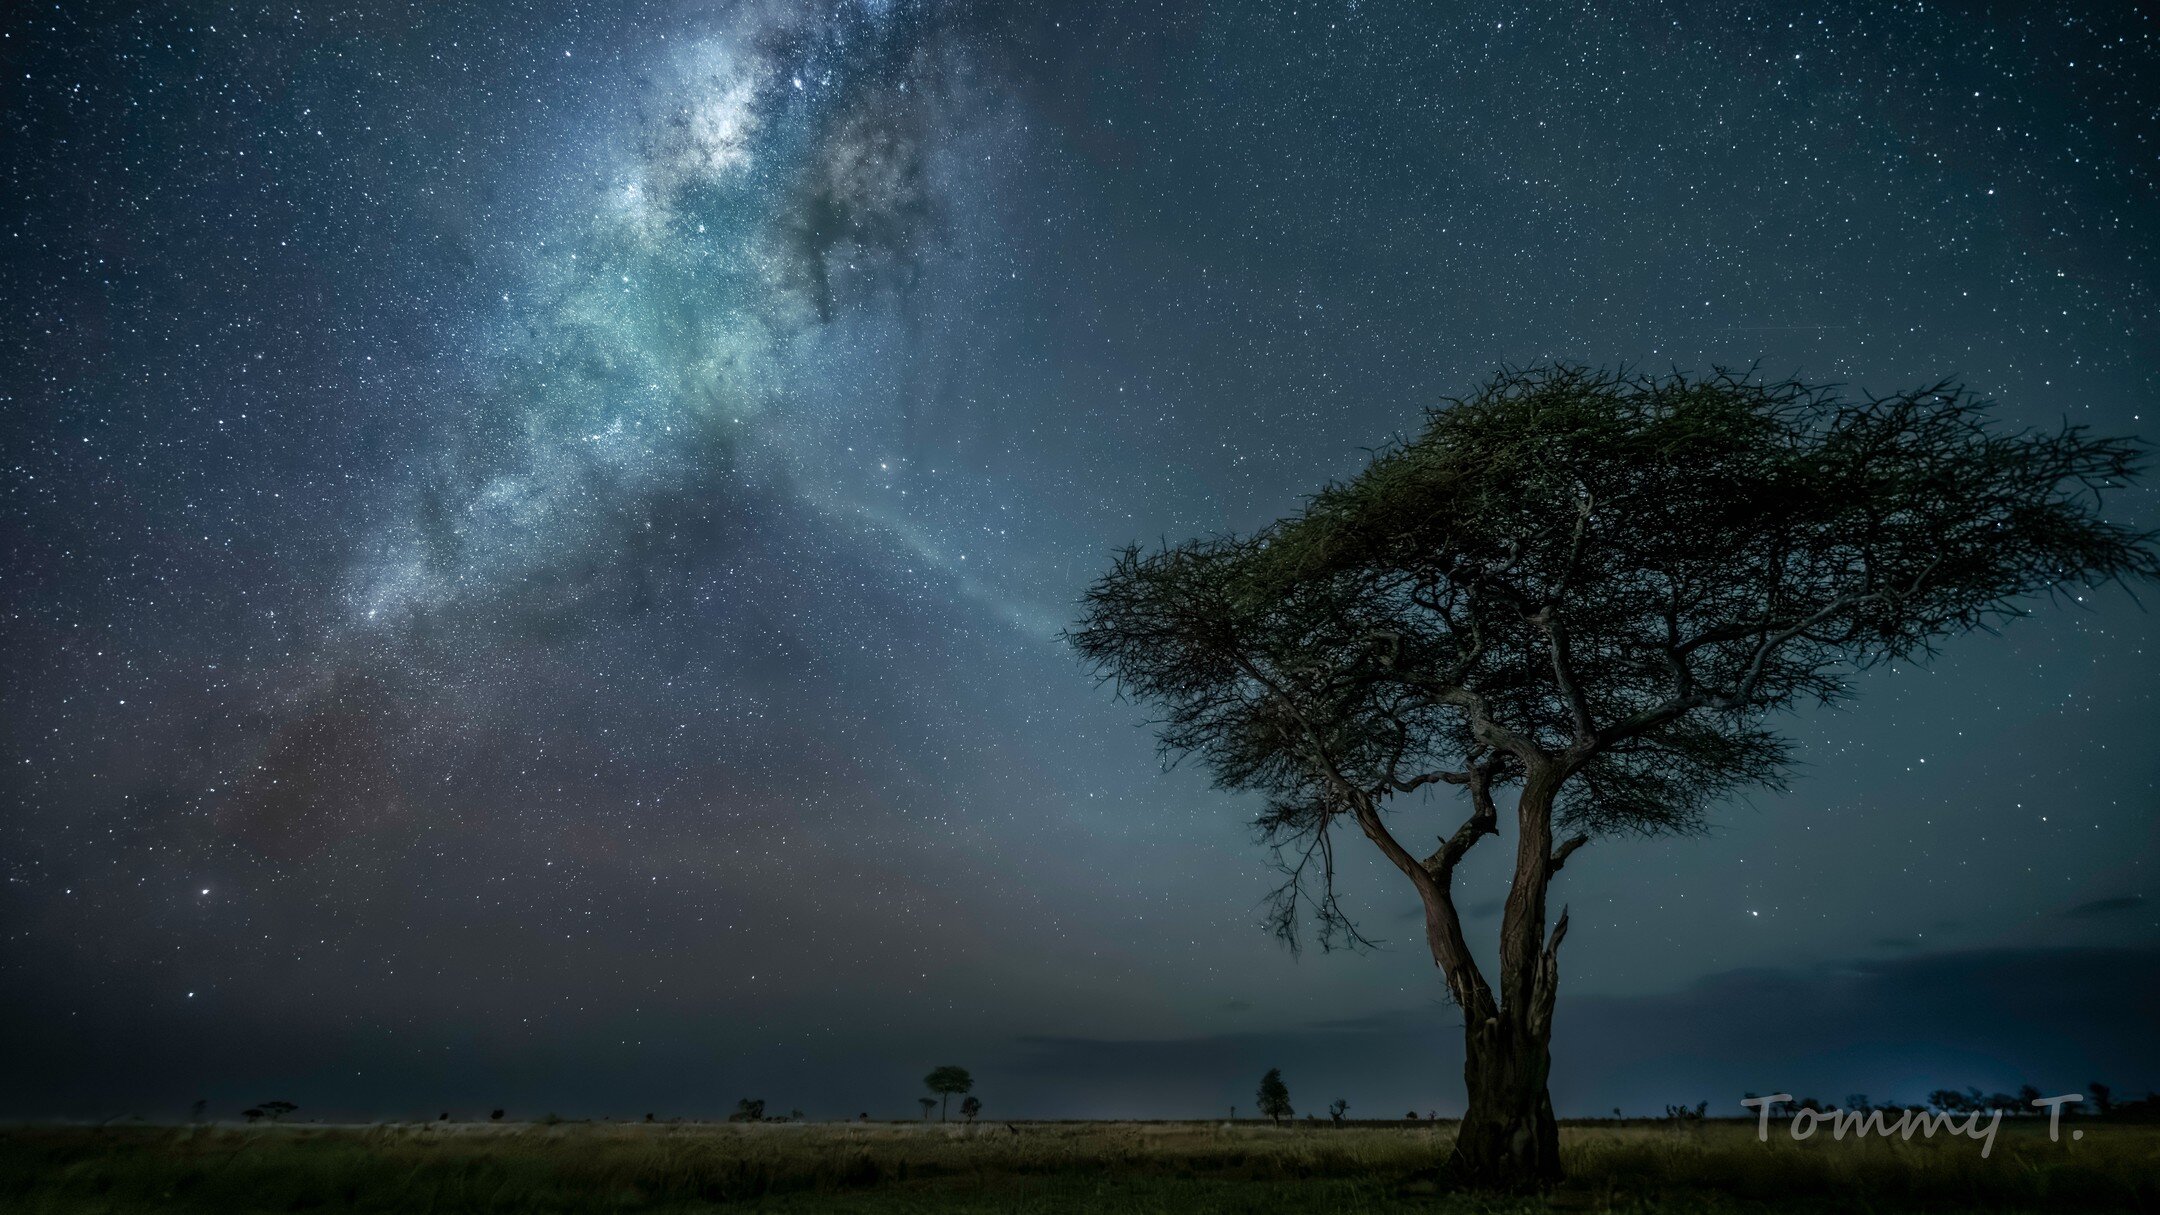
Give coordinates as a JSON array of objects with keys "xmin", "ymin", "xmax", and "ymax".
[
  {"xmin": 242, "ymin": 1108, "xmax": 264, "ymax": 1124},
  {"xmin": 1257, "ymin": 1069, "xmax": 1293, "ymax": 1125},
  {"xmin": 960, "ymin": 1096, "xmax": 982, "ymax": 1123},
  {"xmin": 2091, "ymin": 1083, "xmax": 2114, "ymax": 1117},
  {"xmin": 259, "ymin": 1101, "xmax": 297, "ymax": 1122},
  {"xmin": 924, "ymin": 1066, "xmax": 973, "ymax": 1122},
  {"xmin": 490, "ymin": 1109, "xmax": 505, "ymax": 1122},
  {"xmin": 917, "ymin": 1097, "xmax": 936, "ymax": 1120},
  {"xmin": 730, "ymin": 1098, "xmax": 766, "ymax": 1123},
  {"xmin": 1328, "ymin": 1098, "xmax": 1349, "ymax": 1125}
]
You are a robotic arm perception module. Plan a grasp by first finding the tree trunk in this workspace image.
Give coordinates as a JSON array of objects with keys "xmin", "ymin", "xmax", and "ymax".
[
  {"xmin": 1449, "ymin": 1013, "xmax": 1560, "ymax": 1188},
  {"xmin": 1445, "ymin": 763, "xmax": 1567, "ymax": 1191},
  {"xmin": 1346, "ymin": 756, "xmax": 1571, "ymax": 1191}
]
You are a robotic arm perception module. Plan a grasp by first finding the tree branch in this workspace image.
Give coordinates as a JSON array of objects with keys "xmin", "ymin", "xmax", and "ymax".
[
  {"xmin": 1549, "ymin": 833, "xmax": 1589, "ymax": 874},
  {"xmin": 1597, "ymin": 557, "xmax": 1954, "ymax": 751},
  {"xmin": 1223, "ymin": 653, "xmax": 1495, "ymax": 1014},
  {"xmin": 1528, "ymin": 904, "xmax": 1570, "ymax": 1041},
  {"xmin": 1420, "ymin": 762, "xmax": 1503, "ymax": 880},
  {"xmin": 1389, "ymin": 768, "xmax": 1471, "ymax": 794},
  {"xmin": 1536, "ymin": 607, "xmax": 1596, "ymax": 747}
]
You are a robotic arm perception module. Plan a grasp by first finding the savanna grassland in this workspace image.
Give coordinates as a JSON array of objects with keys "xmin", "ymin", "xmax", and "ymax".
[{"xmin": 1, "ymin": 1119, "xmax": 2154, "ymax": 1214}]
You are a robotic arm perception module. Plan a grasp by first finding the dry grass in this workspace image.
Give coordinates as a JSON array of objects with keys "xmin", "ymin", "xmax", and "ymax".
[{"xmin": 0, "ymin": 1118, "xmax": 2152, "ymax": 1213}]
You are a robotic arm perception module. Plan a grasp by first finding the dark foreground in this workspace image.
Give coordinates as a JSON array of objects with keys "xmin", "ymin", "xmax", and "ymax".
[{"xmin": 1, "ymin": 1120, "xmax": 2153, "ymax": 1213}]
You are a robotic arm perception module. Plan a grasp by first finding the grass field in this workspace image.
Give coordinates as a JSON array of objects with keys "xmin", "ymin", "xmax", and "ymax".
[{"xmin": 1, "ymin": 1119, "xmax": 2153, "ymax": 1213}]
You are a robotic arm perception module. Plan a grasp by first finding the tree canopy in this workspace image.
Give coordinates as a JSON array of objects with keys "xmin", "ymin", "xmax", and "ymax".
[{"xmin": 1074, "ymin": 365, "xmax": 2156, "ymax": 956}]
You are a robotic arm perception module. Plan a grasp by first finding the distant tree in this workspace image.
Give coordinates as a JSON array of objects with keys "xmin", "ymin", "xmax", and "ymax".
[
  {"xmin": 790, "ymin": 1109, "xmax": 804, "ymax": 1121},
  {"xmin": 1985, "ymin": 1093, "xmax": 2017, "ymax": 1112},
  {"xmin": 2018, "ymin": 1085, "xmax": 2044, "ymax": 1112},
  {"xmin": 539, "ymin": 1112, "xmax": 564, "ymax": 1126},
  {"xmin": 259, "ymin": 1101, "xmax": 297, "ymax": 1122},
  {"xmin": 1072, "ymin": 366, "xmax": 2159, "ymax": 1186},
  {"xmin": 439, "ymin": 1112, "xmax": 449, "ymax": 1122},
  {"xmin": 1927, "ymin": 1090, "xmax": 1970, "ymax": 1113},
  {"xmin": 2090, "ymin": 1082, "xmax": 2114, "ymax": 1117},
  {"xmin": 644, "ymin": 1113, "xmax": 655, "ymax": 1123},
  {"xmin": 242, "ymin": 1108, "xmax": 264, "ymax": 1124},
  {"xmin": 960, "ymin": 1096, "xmax": 982, "ymax": 1123},
  {"xmin": 1407, "ymin": 1110, "xmax": 1420, "ymax": 1120},
  {"xmin": 189, "ymin": 1099, "xmax": 207, "ymax": 1123},
  {"xmin": 730, "ymin": 1098, "xmax": 766, "ymax": 1123},
  {"xmin": 1257, "ymin": 1068, "xmax": 1293, "ymax": 1125},
  {"xmin": 924, "ymin": 1066, "xmax": 973, "ymax": 1122},
  {"xmin": 918, "ymin": 1097, "xmax": 936, "ymax": 1120},
  {"xmin": 1845, "ymin": 1094, "xmax": 1870, "ymax": 1113},
  {"xmin": 1328, "ymin": 1098, "xmax": 1349, "ymax": 1125},
  {"xmin": 859, "ymin": 1112, "xmax": 871, "ymax": 1122},
  {"xmin": 490, "ymin": 1109, "xmax": 505, "ymax": 1122}
]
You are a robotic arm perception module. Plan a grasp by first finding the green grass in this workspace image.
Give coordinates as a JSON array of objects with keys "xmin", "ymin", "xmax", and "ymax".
[{"xmin": 0, "ymin": 1120, "xmax": 2152, "ymax": 1213}]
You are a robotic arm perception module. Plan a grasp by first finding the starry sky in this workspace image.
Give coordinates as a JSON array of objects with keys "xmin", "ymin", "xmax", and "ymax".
[{"xmin": 4, "ymin": 0, "xmax": 2156, "ymax": 1122}]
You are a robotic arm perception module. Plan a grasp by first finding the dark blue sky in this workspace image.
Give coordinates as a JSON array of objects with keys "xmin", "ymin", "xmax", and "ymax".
[{"xmin": 4, "ymin": 0, "xmax": 2154, "ymax": 1121}]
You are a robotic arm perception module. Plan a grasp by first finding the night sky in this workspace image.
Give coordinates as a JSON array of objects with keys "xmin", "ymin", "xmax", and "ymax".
[{"xmin": 4, "ymin": 1, "xmax": 2156, "ymax": 1123}]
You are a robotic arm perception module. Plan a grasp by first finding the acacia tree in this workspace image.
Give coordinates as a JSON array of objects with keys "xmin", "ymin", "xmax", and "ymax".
[
  {"xmin": 1257, "ymin": 1068, "xmax": 1293, "ymax": 1125},
  {"xmin": 924, "ymin": 1065, "xmax": 973, "ymax": 1122},
  {"xmin": 1071, "ymin": 365, "xmax": 2156, "ymax": 1188}
]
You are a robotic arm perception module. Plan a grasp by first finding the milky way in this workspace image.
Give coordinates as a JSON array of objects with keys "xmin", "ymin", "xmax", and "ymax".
[{"xmin": 5, "ymin": 0, "xmax": 2156, "ymax": 1120}]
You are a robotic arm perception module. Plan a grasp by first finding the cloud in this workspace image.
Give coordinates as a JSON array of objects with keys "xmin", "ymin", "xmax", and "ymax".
[
  {"xmin": 2062, "ymin": 895, "xmax": 2148, "ymax": 919},
  {"xmin": 995, "ymin": 946, "xmax": 2160, "ymax": 1118}
]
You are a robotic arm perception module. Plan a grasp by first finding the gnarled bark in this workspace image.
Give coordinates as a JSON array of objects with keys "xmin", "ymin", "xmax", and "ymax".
[{"xmin": 1451, "ymin": 1013, "xmax": 1561, "ymax": 1188}]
